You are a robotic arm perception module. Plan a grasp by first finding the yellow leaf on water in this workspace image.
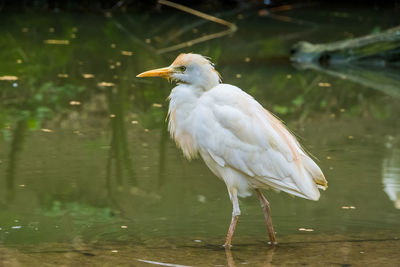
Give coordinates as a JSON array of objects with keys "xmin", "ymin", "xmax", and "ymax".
[
  {"xmin": 298, "ymin": 228, "xmax": 314, "ymax": 232},
  {"xmin": 121, "ymin": 50, "xmax": 133, "ymax": 56},
  {"xmin": 318, "ymin": 82, "xmax": 331, "ymax": 87},
  {"xmin": 82, "ymin": 73, "xmax": 94, "ymax": 79},
  {"xmin": 43, "ymin": 39, "xmax": 70, "ymax": 45},
  {"xmin": 342, "ymin": 206, "xmax": 356, "ymax": 209},
  {"xmin": 98, "ymin": 82, "xmax": 115, "ymax": 87},
  {"xmin": 0, "ymin": 76, "xmax": 18, "ymax": 81}
]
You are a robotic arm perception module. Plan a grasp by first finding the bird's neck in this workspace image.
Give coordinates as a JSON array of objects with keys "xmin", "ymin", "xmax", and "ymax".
[{"xmin": 168, "ymin": 84, "xmax": 204, "ymax": 107}]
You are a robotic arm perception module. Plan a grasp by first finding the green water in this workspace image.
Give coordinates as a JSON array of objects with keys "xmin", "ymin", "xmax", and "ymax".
[{"xmin": 1, "ymin": 6, "xmax": 400, "ymax": 266}]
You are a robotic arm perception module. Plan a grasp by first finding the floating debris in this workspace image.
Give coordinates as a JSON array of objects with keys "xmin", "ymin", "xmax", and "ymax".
[
  {"xmin": 197, "ymin": 195, "xmax": 206, "ymax": 203},
  {"xmin": 109, "ymin": 65, "xmax": 115, "ymax": 69},
  {"xmin": 111, "ymin": 250, "xmax": 118, "ymax": 253},
  {"xmin": 109, "ymin": 114, "xmax": 116, "ymax": 118},
  {"xmin": 286, "ymin": 74, "xmax": 292, "ymax": 79},
  {"xmin": 145, "ymin": 38, "xmax": 151, "ymax": 44},
  {"xmin": 41, "ymin": 129, "xmax": 53, "ymax": 133},
  {"xmin": 318, "ymin": 82, "xmax": 331, "ymax": 87},
  {"xmin": 57, "ymin": 74, "xmax": 69, "ymax": 78},
  {"xmin": 121, "ymin": 225, "xmax": 128, "ymax": 229},
  {"xmin": 69, "ymin": 101, "xmax": 81, "ymax": 106},
  {"xmin": 116, "ymin": 61, "xmax": 121, "ymax": 66},
  {"xmin": 144, "ymin": 129, "xmax": 149, "ymax": 132},
  {"xmin": 111, "ymin": 43, "xmax": 116, "ymax": 48},
  {"xmin": 236, "ymin": 74, "xmax": 242, "ymax": 79},
  {"xmin": 11, "ymin": 226, "xmax": 22, "ymax": 229},
  {"xmin": 244, "ymin": 57, "xmax": 251, "ymax": 63},
  {"xmin": 342, "ymin": 206, "xmax": 356, "ymax": 209},
  {"xmin": 131, "ymin": 120, "xmax": 138, "ymax": 124},
  {"xmin": 0, "ymin": 75, "xmax": 18, "ymax": 81},
  {"xmin": 326, "ymin": 156, "xmax": 332, "ymax": 160},
  {"xmin": 137, "ymin": 259, "xmax": 193, "ymax": 267},
  {"xmin": 348, "ymin": 135, "xmax": 354, "ymax": 139},
  {"xmin": 121, "ymin": 50, "xmax": 133, "ymax": 56},
  {"xmin": 18, "ymin": 184, "xmax": 25, "ymax": 187},
  {"xmin": 98, "ymin": 82, "xmax": 115, "ymax": 87},
  {"xmin": 340, "ymin": 108, "xmax": 346, "ymax": 112},
  {"xmin": 152, "ymin": 103, "xmax": 162, "ymax": 108},
  {"xmin": 82, "ymin": 73, "xmax": 94, "ymax": 79},
  {"xmin": 298, "ymin": 227, "xmax": 314, "ymax": 232},
  {"xmin": 194, "ymin": 240, "xmax": 202, "ymax": 243},
  {"xmin": 43, "ymin": 39, "xmax": 70, "ymax": 45},
  {"xmin": 16, "ymin": 59, "xmax": 22, "ymax": 64}
]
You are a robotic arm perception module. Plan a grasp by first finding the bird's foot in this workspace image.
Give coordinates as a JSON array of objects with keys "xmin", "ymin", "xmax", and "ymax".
[
  {"xmin": 267, "ymin": 241, "xmax": 278, "ymax": 246},
  {"xmin": 223, "ymin": 243, "xmax": 232, "ymax": 249}
]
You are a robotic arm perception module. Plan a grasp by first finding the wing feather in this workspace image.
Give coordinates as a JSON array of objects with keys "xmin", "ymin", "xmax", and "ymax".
[{"xmin": 195, "ymin": 84, "xmax": 327, "ymax": 200}]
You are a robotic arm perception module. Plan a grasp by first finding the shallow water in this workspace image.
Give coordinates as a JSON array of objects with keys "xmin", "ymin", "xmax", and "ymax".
[{"xmin": 1, "ymin": 5, "xmax": 400, "ymax": 266}]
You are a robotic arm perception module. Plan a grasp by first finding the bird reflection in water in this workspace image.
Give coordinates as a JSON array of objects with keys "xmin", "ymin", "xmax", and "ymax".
[
  {"xmin": 225, "ymin": 246, "xmax": 275, "ymax": 267},
  {"xmin": 382, "ymin": 136, "xmax": 400, "ymax": 209}
]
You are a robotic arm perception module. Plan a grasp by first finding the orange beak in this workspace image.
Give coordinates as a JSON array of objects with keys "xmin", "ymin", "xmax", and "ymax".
[{"xmin": 136, "ymin": 67, "xmax": 174, "ymax": 78}]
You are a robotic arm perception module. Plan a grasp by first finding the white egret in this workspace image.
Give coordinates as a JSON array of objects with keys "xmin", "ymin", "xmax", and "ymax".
[{"xmin": 137, "ymin": 53, "xmax": 327, "ymax": 247}]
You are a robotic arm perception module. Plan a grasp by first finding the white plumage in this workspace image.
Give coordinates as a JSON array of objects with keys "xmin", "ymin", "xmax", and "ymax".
[{"xmin": 137, "ymin": 53, "xmax": 327, "ymax": 247}]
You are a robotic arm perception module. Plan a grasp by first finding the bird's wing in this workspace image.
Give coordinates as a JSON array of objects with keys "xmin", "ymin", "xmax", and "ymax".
[{"xmin": 195, "ymin": 84, "xmax": 326, "ymax": 200}]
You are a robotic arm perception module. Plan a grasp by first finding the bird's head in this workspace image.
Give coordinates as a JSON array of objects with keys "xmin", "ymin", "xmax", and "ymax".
[{"xmin": 137, "ymin": 53, "xmax": 221, "ymax": 90}]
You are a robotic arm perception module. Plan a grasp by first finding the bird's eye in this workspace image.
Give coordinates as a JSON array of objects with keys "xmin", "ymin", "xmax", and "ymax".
[{"xmin": 179, "ymin": 66, "xmax": 186, "ymax": 72}]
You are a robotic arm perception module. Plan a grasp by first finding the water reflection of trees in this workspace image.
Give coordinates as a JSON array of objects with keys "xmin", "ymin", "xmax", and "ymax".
[{"xmin": 5, "ymin": 120, "xmax": 27, "ymax": 204}]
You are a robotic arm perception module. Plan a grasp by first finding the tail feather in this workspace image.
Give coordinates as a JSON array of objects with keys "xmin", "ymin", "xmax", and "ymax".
[{"xmin": 302, "ymin": 155, "xmax": 328, "ymax": 190}]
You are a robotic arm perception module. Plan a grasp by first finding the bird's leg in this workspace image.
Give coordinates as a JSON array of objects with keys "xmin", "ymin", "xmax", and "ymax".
[
  {"xmin": 255, "ymin": 189, "xmax": 277, "ymax": 245},
  {"xmin": 224, "ymin": 189, "xmax": 240, "ymax": 248}
]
